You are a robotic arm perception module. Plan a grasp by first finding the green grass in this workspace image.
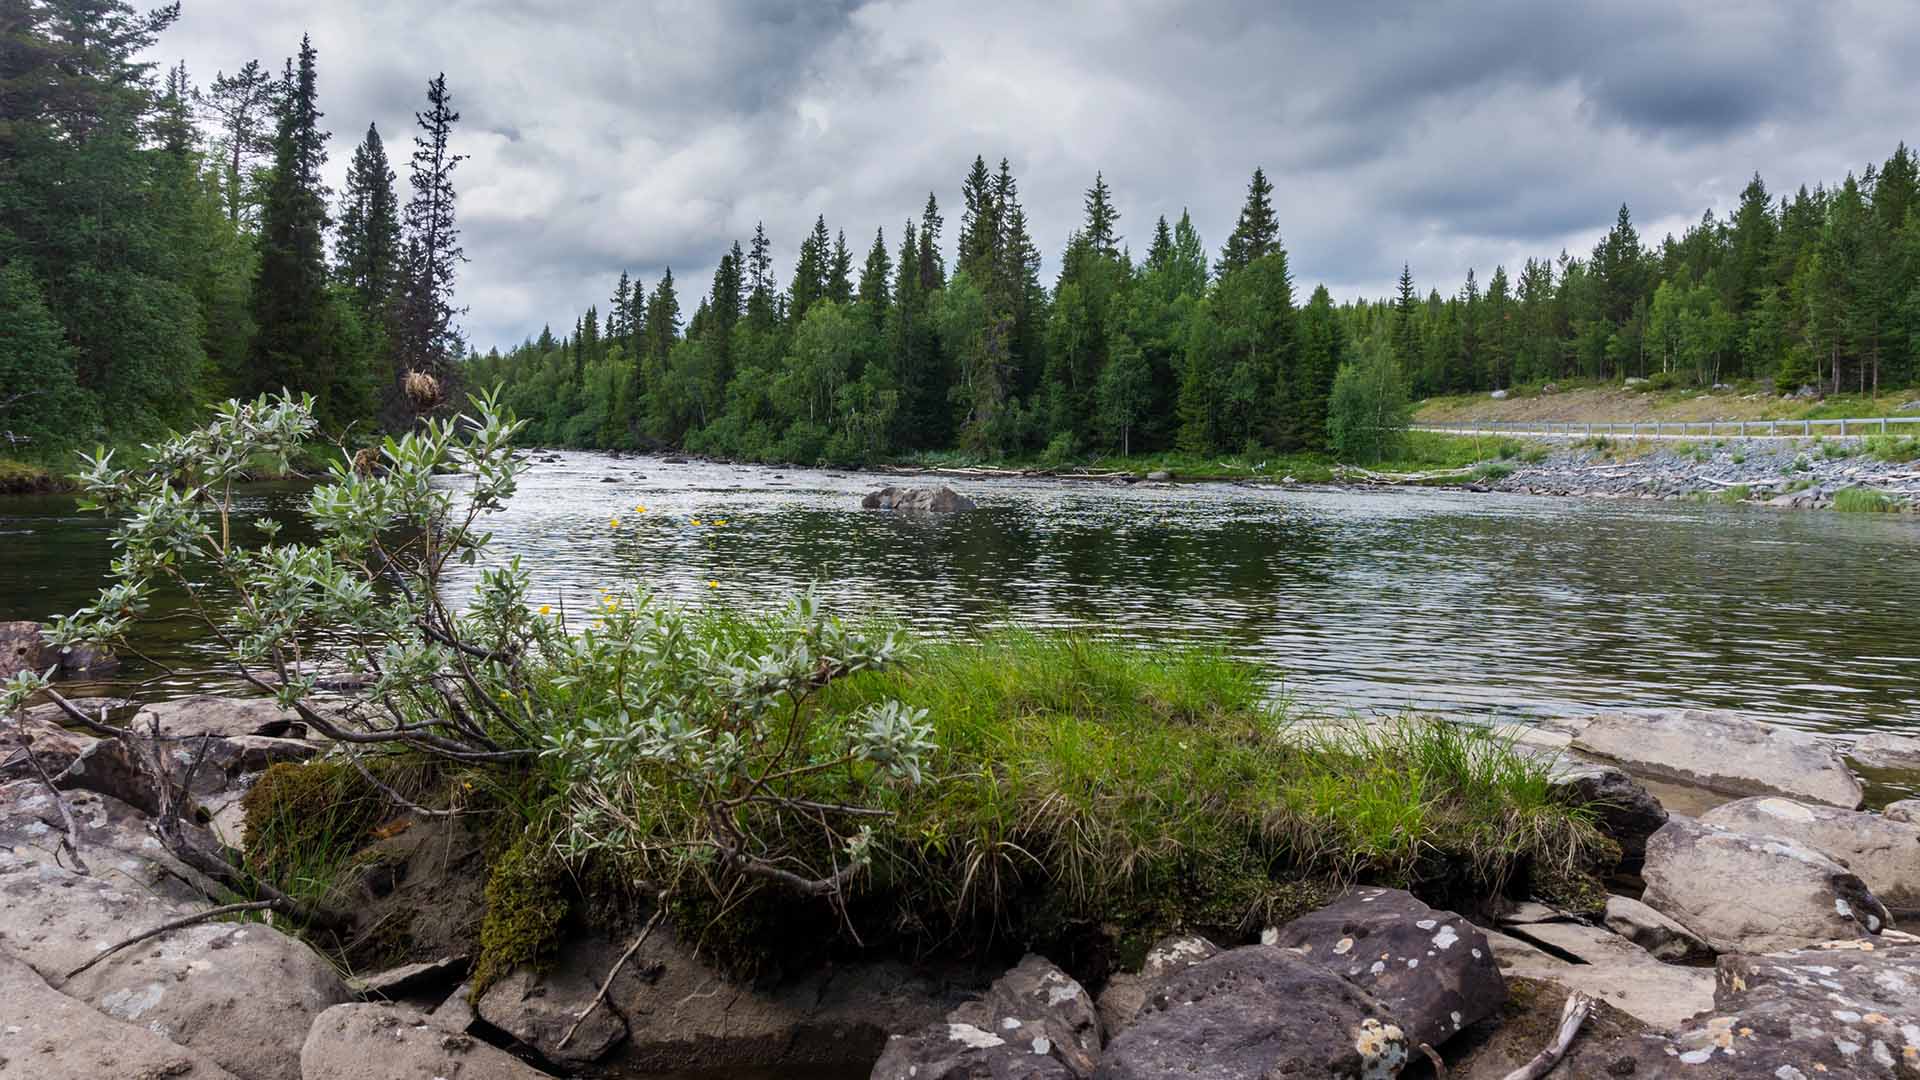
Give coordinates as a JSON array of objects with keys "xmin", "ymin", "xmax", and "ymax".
[
  {"xmin": 896, "ymin": 431, "xmax": 1499, "ymax": 484},
  {"xmin": 1715, "ymin": 484, "xmax": 1751, "ymax": 504},
  {"xmin": 0, "ymin": 458, "xmax": 67, "ymax": 494},
  {"xmin": 1865, "ymin": 434, "xmax": 1920, "ymax": 463},
  {"xmin": 1833, "ymin": 487, "xmax": 1897, "ymax": 513}
]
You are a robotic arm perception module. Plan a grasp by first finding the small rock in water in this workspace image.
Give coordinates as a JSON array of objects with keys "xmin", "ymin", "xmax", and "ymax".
[
  {"xmin": 861, "ymin": 485, "xmax": 977, "ymax": 513},
  {"xmin": 600, "ymin": 476, "xmax": 619, "ymax": 483},
  {"xmin": 1145, "ymin": 470, "xmax": 1172, "ymax": 481}
]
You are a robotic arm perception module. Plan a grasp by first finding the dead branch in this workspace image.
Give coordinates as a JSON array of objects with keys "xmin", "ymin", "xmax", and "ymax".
[
  {"xmin": 19, "ymin": 732, "xmax": 89, "ymax": 875},
  {"xmin": 557, "ymin": 899, "xmax": 666, "ymax": 1050},
  {"xmin": 1501, "ymin": 990, "xmax": 1593, "ymax": 1080},
  {"xmin": 62, "ymin": 901, "xmax": 277, "ymax": 980},
  {"xmin": 1417, "ymin": 1041, "xmax": 1448, "ymax": 1078}
]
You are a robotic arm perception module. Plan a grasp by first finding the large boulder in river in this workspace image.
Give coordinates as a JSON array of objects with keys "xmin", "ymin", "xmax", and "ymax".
[
  {"xmin": 1093, "ymin": 945, "xmax": 1409, "ymax": 1080},
  {"xmin": 0, "ymin": 951, "xmax": 242, "ymax": 1080},
  {"xmin": 1641, "ymin": 816, "xmax": 1891, "ymax": 953},
  {"xmin": 1701, "ymin": 795, "xmax": 1920, "ymax": 915},
  {"xmin": 302, "ymin": 1002, "xmax": 550, "ymax": 1080},
  {"xmin": 1571, "ymin": 709, "xmax": 1864, "ymax": 808},
  {"xmin": 872, "ymin": 954, "xmax": 1101, "ymax": 1080},
  {"xmin": 861, "ymin": 485, "xmax": 977, "ymax": 513},
  {"xmin": 479, "ymin": 923, "xmax": 961, "ymax": 1072},
  {"xmin": 1851, "ymin": 731, "xmax": 1920, "ymax": 773},
  {"xmin": 1272, "ymin": 886, "xmax": 1505, "ymax": 1050}
]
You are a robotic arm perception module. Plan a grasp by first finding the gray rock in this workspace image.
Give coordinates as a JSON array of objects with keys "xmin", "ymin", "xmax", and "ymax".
[
  {"xmin": 1490, "ymin": 388, "xmax": 1509, "ymax": 400},
  {"xmin": 64, "ymin": 918, "xmax": 352, "ymax": 1080},
  {"xmin": 1661, "ymin": 943, "xmax": 1920, "ymax": 1076},
  {"xmin": 872, "ymin": 954, "xmax": 1100, "ymax": 1080},
  {"xmin": 348, "ymin": 954, "xmax": 470, "ymax": 1000},
  {"xmin": 1572, "ymin": 708, "xmax": 1864, "ymax": 808},
  {"xmin": 1603, "ymin": 894, "xmax": 1712, "ymax": 961},
  {"xmin": 301, "ymin": 1002, "xmax": 552, "ymax": 1079},
  {"xmin": 1541, "ymin": 758, "xmax": 1667, "ymax": 870},
  {"xmin": 0, "ymin": 711, "xmax": 98, "ymax": 782},
  {"xmin": 1888, "ymin": 800, "xmax": 1920, "ymax": 825},
  {"xmin": 0, "ymin": 620, "xmax": 50, "ymax": 680},
  {"xmin": 428, "ymin": 979, "xmax": 477, "ymax": 1031},
  {"xmin": 135, "ymin": 695, "xmax": 310, "ymax": 739},
  {"xmin": 1700, "ymin": 795, "xmax": 1920, "ymax": 915},
  {"xmin": 1144, "ymin": 470, "xmax": 1171, "ymax": 481},
  {"xmin": 1478, "ymin": 920, "xmax": 1714, "ymax": 1030},
  {"xmin": 1445, "ymin": 974, "xmax": 1733, "ymax": 1078},
  {"xmin": 860, "ymin": 485, "xmax": 978, "ymax": 513},
  {"xmin": 1641, "ymin": 816, "xmax": 1892, "ymax": 953},
  {"xmin": 480, "ymin": 923, "xmax": 956, "ymax": 1073},
  {"xmin": 1273, "ymin": 886, "xmax": 1505, "ymax": 1050},
  {"xmin": 1852, "ymin": 731, "xmax": 1920, "ymax": 773},
  {"xmin": 1093, "ymin": 945, "xmax": 1408, "ymax": 1080},
  {"xmin": 56, "ymin": 640, "xmax": 119, "ymax": 678},
  {"xmin": 0, "ymin": 951, "xmax": 242, "ymax": 1080},
  {"xmin": 1094, "ymin": 934, "xmax": 1218, "ymax": 1036}
]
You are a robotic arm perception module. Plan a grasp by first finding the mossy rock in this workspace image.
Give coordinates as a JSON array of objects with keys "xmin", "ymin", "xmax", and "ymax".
[
  {"xmin": 471, "ymin": 835, "xmax": 571, "ymax": 995},
  {"xmin": 240, "ymin": 761, "xmax": 384, "ymax": 885}
]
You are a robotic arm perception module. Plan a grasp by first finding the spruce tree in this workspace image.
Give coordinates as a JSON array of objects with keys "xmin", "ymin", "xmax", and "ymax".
[
  {"xmin": 1082, "ymin": 172, "xmax": 1121, "ymax": 257},
  {"xmin": 1392, "ymin": 264, "xmax": 1420, "ymax": 371},
  {"xmin": 391, "ymin": 72, "xmax": 466, "ymax": 418},
  {"xmin": 857, "ymin": 227, "xmax": 891, "ymax": 326},
  {"xmin": 1216, "ymin": 167, "xmax": 1278, "ymax": 276},
  {"xmin": 335, "ymin": 123, "xmax": 401, "ymax": 329},
  {"xmin": 746, "ymin": 222, "xmax": 776, "ymax": 330},
  {"xmin": 828, "ymin": 230, "xmax": 854, "ymax": 304},
  {"xmin": 918, "ymin": 193, "xmax": 945, "ymax": 292}
]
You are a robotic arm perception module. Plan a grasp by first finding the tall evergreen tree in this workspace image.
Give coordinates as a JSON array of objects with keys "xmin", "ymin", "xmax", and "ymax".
[
  {"xmin": 391, "ymin": 72, "xmax": 466, "ymax": 419},
  {"xmin": 828, "ymin": 230, "xmax": 853, "ymax": 304},
  {"xmin": 335, "ymin": 123, "xmax": 401, "ymax": 329},
  {"xmin": 1216, "ymin": 167, "xmax": 1278, "ymax": 276},
  {"xmin": 917, "ymin": 192, "xmax": 945, "ymax": 292},
  {"xmin": 857, "ymin": 227, "xmax": 891, "ymax": 326},
  {"xmin": 200, "ymin": 58, "xmax": 279, "ymax": 227}
]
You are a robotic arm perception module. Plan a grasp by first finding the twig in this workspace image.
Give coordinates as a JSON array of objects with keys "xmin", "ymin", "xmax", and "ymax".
[
  {"xmin": 1418, "ymin": 1041, "xmax": 1448, "ymax": 1077},
  {"xmin": 557, "ymin": 900, "xmax": 666, "ymax": 1050},
  {"xmin": 19, "ymin": 733, "xmax": 89, "ymax": 875},
  {"xmin": 1501, "ymin": 990, "xmax": 1593, "ymax": 1080},
  {"xmin": 63, "ymin": 901, "xmax": 276, "ymax": 980}
]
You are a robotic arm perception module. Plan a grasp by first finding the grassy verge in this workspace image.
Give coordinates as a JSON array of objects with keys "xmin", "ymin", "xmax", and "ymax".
[
  {"xmin": 1, "ymin": 442, "xmax": 346, "ymax": 497},
  {"xmin": 0, "ymin": 458, "xmax": 69, "ymax": 494},
  {"xmin": 1417, "ymin": 379, "xmax": 1920, "ymax": 426},
  {"xmin": 1834, "ymin": 487, "xmax": 1897, "ymax": 513}
]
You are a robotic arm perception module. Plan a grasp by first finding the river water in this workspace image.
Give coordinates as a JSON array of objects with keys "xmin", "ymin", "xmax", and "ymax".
[{"xmin": 3, "ymin": 451, "xmax": 1916, "ymax": 735}]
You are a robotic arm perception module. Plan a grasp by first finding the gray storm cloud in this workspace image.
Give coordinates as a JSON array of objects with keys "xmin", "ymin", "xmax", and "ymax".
[{"xmin": 155, "ymin": 0, "xmax": 1913, "ymax": 349}]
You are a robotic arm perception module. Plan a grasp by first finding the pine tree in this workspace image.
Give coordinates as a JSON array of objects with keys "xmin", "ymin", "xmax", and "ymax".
[
  {"xmin": 1082, "ymin": 172, "xmax": 1121, "ymax": 258},
  {"xmin": 918, "ymin": 193, "xmax": 945, "ymax": 292},
  {"xmin": 201, "ymin": 59, "xmax": 279, "ymax": 226},
  {"xmin": 828, "ymin": 229, "xmax": 854, "ymax": 304},
  {"xmin": 958, "ymin": 155, "xmax": 1000, "ymax": 280},
  {"xmin": 391, "ymin": 72, "xmax": 467, "ymax": 419},
  {"xmin": 1392, "ymin": 264, "xmax": 1420, "ymax": 371},
  {"xmin": 335, "ymin": 123, "xmax": 401, "ymax": 329},
  {"xmin": 1216, "ymin": 167, "xmax": 1278, "ymax": 276},
  {"xmin": 857, "ymin": 227, "xmax": 891, "ymax": 326},
  {"xmin": 609, "ymin": 271, "xmax": 633, "ymax": 342},
  {"xmin": 789, "ymin": 215, "xmax": 832, "ymax": 326},
  {"xmin": 746, "ymin": 222, "xmax": 776, "ymax": 330}
]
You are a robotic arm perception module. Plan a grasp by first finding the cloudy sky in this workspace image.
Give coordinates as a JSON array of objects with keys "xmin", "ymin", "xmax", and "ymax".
[{"xmin": 156, "ymin": 0, "xmax": 1916, "ymax": 351}]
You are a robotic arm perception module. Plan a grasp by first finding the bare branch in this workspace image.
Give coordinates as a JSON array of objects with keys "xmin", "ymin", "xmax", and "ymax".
[{"xmin": 63, "ymin": 902, "xmax": 277, "ymax": 980}]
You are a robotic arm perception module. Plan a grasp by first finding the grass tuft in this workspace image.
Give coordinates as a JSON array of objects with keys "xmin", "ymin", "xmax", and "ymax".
[{"xmin": 1833, "ymin": 487, "xmax": 1896, "ymax": 513}]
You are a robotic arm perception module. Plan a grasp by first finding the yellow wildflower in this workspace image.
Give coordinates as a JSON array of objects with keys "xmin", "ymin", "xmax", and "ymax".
[
  {"xmin": 691, "ymin": 518, "xmax": 704, "ymax": 526},
  {"xmin": 538, "ymin": 604, "xmax": 551, "ymax": 616},
  {"xmin": 708, "ymin": 580, "xmax": 718, "ymax": 588},
  {"xmin": 609, "ymin": 517, "xmax": 620, "ymax": 528}
]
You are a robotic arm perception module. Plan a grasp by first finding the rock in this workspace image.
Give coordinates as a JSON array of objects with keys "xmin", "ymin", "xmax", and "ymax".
[
  {"xmin": 1603, "ymin": 895, "xmax": 1712, "ymax": 961},
  {"xmin": 135, "ymin": 695, "xmax": 310, "ymax": 739},
  {"xmin": 480, "ymin": 924, "xmax": 958, "ymax": 1073},
  {"xmin": 1641, "ymin": 816, "xmax": 1891, "ymax": 953},
  {"xmin": 1888, "ymin": 799, "xmax": 1920, "ymax": 824},
  {"xmin": 0, "ymin": 711, "xmax": 99, "ymax": 782},
  {"xmin": 1445, "ymin": 975, "xmax": 1724, "ymax": 1078},
  {"xmin": 1144, "ymin": 470, "xmax": 1171, "ymax": 481},
  {"xmin": 429, "ymin": 980, "xmax": 477, "ymax": 1030},
  {"xmin": 0, "ymin": 621, "xmax": 50, "ymax": 680},
  {"xmin": 0, "ymin": 950, "xmax": 242, "ymax": 1080},
  {"xmin": 1273, "ymin": 886, "xmax": 1506, "ymax": 1050},
  {"xmin": 301, "ymin": 1002, "xmax": 552, "ymax": 1079},
  {"xmin": 1093, "ymin": 944, "xmax": 1408, "ymax": 1080},
  {"xmin": 1852, "ymin": 731, "xmax": 1920, "ymax": 773},
  {"xmin": 599, "ymin": 475, "xmax": 618, "ymax": 482},
  {"xmin": 1541, "ymin": 758, "xmax": 1667, "ymax": 870},
  {"xmin": 662, "ymin": 456, "xmax": 688, "ymax": 464},
  {"xmin": 1700, "ymin": 795, "xmax": 1920, "ymax": 914},
  {"xmin": 1490, "ymin": 389, "xmax": 1509, "ymax": 400},
  {"xmin": 1571, "ymin": 709, "xmax": 1864, "ymax": 808},
  {"xmin": 861, "ymin": 485, "xmax": 978, "ymax": 513},
  {"xmin": 348, "ymin": 954, "xmax": 470, "ymax": 1000},
  {"xmin": 1094, "ymin": 934, "xmax": 1219, "ymax": 1035},
  {"xmin": 1624, "ymin": 377, "xmax": 1649, "ymax": 387},
  {"xmin": 1476, "ymin": 921, "xmax": 1714, "ymax": 1030},
  {"xmin": 1661, "ymin": 943, "xmax": 1920, "ymax": 1076},
  {"xmin": 0, "ymin": 781, "xmax": 216, "ymax": 920},
  {"xmin": 872, "ymin": 954, "xmax": 1100, "ymax": 1080},
  {"xmin": 64, "ymin": 918, "xmax": 352, "ymax": 1080},
  {"xmin": 56, "ymin": 641, "xmax": 119, "ymax": 678}
]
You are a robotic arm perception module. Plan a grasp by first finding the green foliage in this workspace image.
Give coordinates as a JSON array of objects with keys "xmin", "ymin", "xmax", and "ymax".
[
  {"xmin": 1328, "ymin": 339, "xmax": 1414, "ymax": 463},
  {"xmin": 473, "ymin": 834, "xmax": 571, "ymax": 994},
  {"xmin": 1833, "ymin": 487, "xmax": 1896, "ymax": 513},
  {"xmin": 239, "ymin": 761, "xmax": 383, "ymax": 902},
  {"xmin": 0, "ymin": 264, "xmax": 93, "ymax": 447},
  {"xmin": 1865, "ymin": 434, "xmax": 1920, "ymax": 462}
]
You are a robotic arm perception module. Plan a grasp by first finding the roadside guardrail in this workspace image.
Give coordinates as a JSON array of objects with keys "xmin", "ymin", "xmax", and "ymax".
[{"xmin": 1412, "ymin": 416, "xmax": 1920, "ymax": 441}]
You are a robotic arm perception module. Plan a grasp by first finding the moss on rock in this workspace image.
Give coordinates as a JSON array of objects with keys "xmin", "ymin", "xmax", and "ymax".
[{"xmin": 472, "ymin": 835, "xmax": 571, "ymax": 995}]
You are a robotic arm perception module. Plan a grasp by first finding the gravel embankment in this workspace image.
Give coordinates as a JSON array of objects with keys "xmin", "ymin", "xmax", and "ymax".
[{"xmin": 1482, "ymin": 439, "xmax": 1920, "ymax": 510}]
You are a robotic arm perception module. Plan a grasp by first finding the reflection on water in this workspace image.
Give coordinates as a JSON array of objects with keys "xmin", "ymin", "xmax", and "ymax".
[{"xmin": 3, "ymin": 452, "xmax": 1916, "ymax": 735}]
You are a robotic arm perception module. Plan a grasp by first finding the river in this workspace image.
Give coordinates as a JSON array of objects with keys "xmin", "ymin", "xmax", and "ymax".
[{"xmin": 2, "ymin": 451, "xmax": 1916, "ymax": 736}]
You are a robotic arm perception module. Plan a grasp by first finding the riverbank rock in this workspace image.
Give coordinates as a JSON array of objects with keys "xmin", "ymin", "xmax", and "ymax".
[
  {"xmin": 1541, "ymin": 758, "xmax": 1667, "ymax": 870},
  {"xmin": 301, "ymin": 1002, "xmax": 552, "ymax": 1080},
  {"xmin": 478, "ymin": 923, "xmax": 964, "ymax": 1072},
  {"xmin": 1093, "ymin": 945, "xmax": 1408, "ymax": 1080},
  {"xmin": 1272, "ymin": 886, "xmax": 1505, "ymax": 1049},
  {"xmin": 1571, "ymin": 709, "xmax": 1864, "ymax": 808},
  {"xmin": 0, "ymin": 710, "xmax": 98, "ymax": 781},
  {"xmin": 1602, "ymin": 895, "xmax": 1712, "ymax": 961},
  {"xmin": 1479, "ymin": 918, "xmax": 1714, "ymax": 1029},
  {"xmin": 1888, "ymin": 799, "xmax": 1920, "ymax": 824},
  {"xmin": 1660, "ymin": 942, "xmax": 1920, "ymax": 1076},
  {"xmin": 135, "ymin": 694, "xmax": 311, "ymax": 739},
  {"xmin": 1851, "ymin": 731, "xmax": 1920, "ymax": 773},
  {"xmin": 861, "ymin": 485, "xmax": 977, "ymax": 513},
  {"xmin": 871, "ymin": 954, "xmax": 1101, "ymax": 1080},
  {"xmin": 1445, "ymin": 975, "xmax": 1730, "ymax": 1078},
  {"xmin": 1094, "ymin": 934, "xmax": 1219, "ymax": 1035},
  {"xmin": 1700, "ymin": 795, "xmax": 1920, "ymax": 915},
  {"xmin": 1641, "ymin": 816, "xmax": 1892, "ymax": 953},
  {"xmin": 0, "ymin": 621, "xmax": 50, "ymax": 680},
  {"xmin": 64, "ymin": 918, "xmax": 352, "ymax": 1080},
  {"xmin": 0, "ymin": 950, "xmax": 242, "ymax": 1080}
]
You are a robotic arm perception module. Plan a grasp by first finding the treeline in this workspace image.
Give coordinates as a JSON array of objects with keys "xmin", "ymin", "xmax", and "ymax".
[
  {"xmin": 0, "ymin": 1, "xmax": 466, "ymax": 455},
  {"xmin": 488, "ymin": 143, "xmax": 1920, "ymax": 464}
]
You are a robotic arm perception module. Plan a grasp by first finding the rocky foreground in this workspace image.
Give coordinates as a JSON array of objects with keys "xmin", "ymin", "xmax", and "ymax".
[{"xmin": 5, "ymin": 695, "xmax": 1920, "ymax": 1078}]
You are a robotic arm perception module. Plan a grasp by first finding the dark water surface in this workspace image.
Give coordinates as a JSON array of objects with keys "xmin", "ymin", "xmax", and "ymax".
[{"xmin": 3, "ymin": 451, "xmax": 1916, "ymax": 735}]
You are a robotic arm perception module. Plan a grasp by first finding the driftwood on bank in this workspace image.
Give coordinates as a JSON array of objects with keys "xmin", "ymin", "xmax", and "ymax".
[{"xmin": 1500, "ymin": 991, "xmax": 1594, "ymax": 1080}]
